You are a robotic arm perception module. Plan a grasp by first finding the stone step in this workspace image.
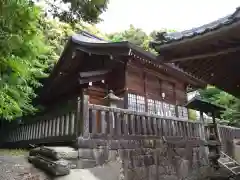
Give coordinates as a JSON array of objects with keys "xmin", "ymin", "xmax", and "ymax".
[
  {"xmin": 28, "ymin": 155, "xmax": 71, "ymax": 176},
  {"xmin": 30, "ymin": 146, "xmax": 79, "ymax": 160},
  {"xmin": 77, "ymin": 137, "xmax": 164, "ymax": 149},
  {"xmin": 75, "ymin": 159, "xmax": 97, "ymax": 169},
  {"xmin": 78, "ymin": 149, "xmax": 95, "ymax": 159},
  {"xmin": 54, "ymin": 161, "xmax": 122, "ymax": 180}
]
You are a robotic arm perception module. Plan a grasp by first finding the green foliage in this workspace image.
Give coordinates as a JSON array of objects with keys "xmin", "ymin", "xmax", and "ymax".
[
  {"xmin": 107, "ymin": 25, "xmax": 149, "ymax": 44},
  {"xmin": 39, "ymin": 18, "xmax": 75, "ymax": 72},
  {"xmin": 0, "ymin": 0, "xmax": 50, "ymax": 120},
  {"xmin": 40, "ymin": 19, "xmax": 108, "ymax": 71},
  {"xmin": 107, "ymin": 25, "xmax": 152, "ymax": 50},
  {"xmin": 199, "ymin": 86, "xmax": 240, "ymax": 127},
  {"xmin": 43, "ymin": 0, "xmax": 109, "ymax": 24},
  {"xmin": 188, "ymin": 109, "xmax": 197, "ymax": 121},
  {"xmin": 0, "ymin": 0, "xmax": 173, "ymax": 121},
  {"xmin": 106, "ymin": 25, "xmax": 174, "ymax": 54}
]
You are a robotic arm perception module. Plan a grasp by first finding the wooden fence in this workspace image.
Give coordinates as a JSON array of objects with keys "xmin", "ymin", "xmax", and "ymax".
[
  {"xmin": 218, "ymin": 125, "xmax": 240, "ymax": 156},
  {"xmin": 1, "ymin": 111, "xmax": 78, "ymax": 147},
  {"xmin": 218, "ymin": 125, "xmax": 240, "ymax": 140},
  {"xmin": 0, "ymin": 97, "xmax": 80, "ymax": 148},
  {"xmin": 1, "ymin": 95, "xmax": 240, "ymax": 149},
  {"xmin": 86, "ymin": 104, "xmax": 203, "ymax": 139}
]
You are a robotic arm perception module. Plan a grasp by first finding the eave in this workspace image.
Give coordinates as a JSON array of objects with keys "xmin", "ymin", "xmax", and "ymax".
[{"xmin": 150, "ymin": 7, "xmax": 240, "ymax": 98}]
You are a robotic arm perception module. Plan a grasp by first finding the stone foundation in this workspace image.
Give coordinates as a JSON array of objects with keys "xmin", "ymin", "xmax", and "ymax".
[{"xmin": 76, "ymin": 137, "xmax": 210, "ymax": 180}]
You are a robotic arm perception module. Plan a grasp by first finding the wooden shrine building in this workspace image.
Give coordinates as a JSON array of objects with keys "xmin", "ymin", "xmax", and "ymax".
[
  {"xmin": 4, "ymin": 31, "xmax": 240, "ymax": 154},
  {"xmin": 38, "ymin": 31, "xmax": 205, "ymax": 119},
  {"xmin": 150, "ymin": 7, "xmax": 240, "ymax": 98}
]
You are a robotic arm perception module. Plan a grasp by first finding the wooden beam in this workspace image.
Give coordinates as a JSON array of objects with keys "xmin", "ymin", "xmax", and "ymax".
[
  {"xmin": 78, "ymin": 75, "xmax": 106, "ymax": 85},
  {"xmin": 79, "ymin": 69, "xmax": 110, "ymax": 78},
  {"xmin": 163, "ymin": 46, "xmax": 240, "ymax": 63}
]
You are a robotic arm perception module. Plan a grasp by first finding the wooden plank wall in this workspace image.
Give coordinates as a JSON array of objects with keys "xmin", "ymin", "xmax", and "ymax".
[
  {"xmin": 126, "ymin": 58, "xmax": 187, "ymax": 105},
  {"xmin": 88, "ymin": 86, "xmax": 106, "ymax": 105}
]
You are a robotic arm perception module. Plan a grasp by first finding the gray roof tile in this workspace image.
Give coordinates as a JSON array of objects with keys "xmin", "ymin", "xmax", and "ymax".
[{"xmin": 151, "ymin": 7, "xmax": 240, "ymax": 47}]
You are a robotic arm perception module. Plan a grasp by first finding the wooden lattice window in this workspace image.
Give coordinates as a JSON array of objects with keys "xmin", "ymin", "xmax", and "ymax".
[
  {"xmin": 169, "ymin": 104, "xmax": 176, "ymax": 117},
  {"xmin": 178, "ymin": 106, "xmax": 188, "ymax": 119},
  {"xmin": 128, "ymin": 93, "xmax": 145, "ymax": 112},
  {"xmin": 147, "ymin": 99, "xmax": 155, "ymax": 114},
  {"xmin": 147, "ymin": 99, "xmax": 164, "ymax": 116},
  {"xmin": 162, "ymin": 102, "xmax": 170, "ymax": 116}
]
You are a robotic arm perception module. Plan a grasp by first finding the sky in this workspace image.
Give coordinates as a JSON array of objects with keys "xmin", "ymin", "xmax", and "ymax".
[{"xmin": 97, "ymin": 0, "xmax": 240, "ymax": 34}]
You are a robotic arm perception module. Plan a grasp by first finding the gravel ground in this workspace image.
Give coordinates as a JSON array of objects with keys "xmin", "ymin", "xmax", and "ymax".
[{"xmin": 0, "ymin": 155, "xmax": 51, "ymax": 180}]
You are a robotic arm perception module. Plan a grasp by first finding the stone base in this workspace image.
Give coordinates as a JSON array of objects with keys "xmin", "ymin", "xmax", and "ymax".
[
  {"xmin": 75, "ymin": 159, "xmax": 97, "ymax": 169},
  {"xmin": 55, "ymin": 161, "xmax": 122, "ymax": 180},
  {"xmin": 30, "ymin": 138, "xmax": 211, "ymax": 180}
]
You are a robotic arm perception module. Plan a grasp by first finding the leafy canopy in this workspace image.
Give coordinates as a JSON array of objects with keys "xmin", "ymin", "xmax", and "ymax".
[
  {"xmin": 42, "ymin": 0, "xmax": 109, "ymax": 24},
  {"xmin": 107, "ymin": 25, "xmax": 155, "ymax": 53},
  {"xmin": 199, "ymin": 86, "xmax": 240, "ymax": 127},
  {"xmin": 106, "ymin": 25, "xmax": 174, "ymax": 54},
  {"xmin": 0, "ymin": 0, "xmax": 110, "ymax": 120},
  {"xmin": 0, "ymin": 0, "xmax": 50, "ymax": 120}
]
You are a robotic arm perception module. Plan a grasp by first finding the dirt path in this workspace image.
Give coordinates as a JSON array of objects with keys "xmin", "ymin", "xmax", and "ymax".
[{"xmin": 0, "ymin": 155, "xmax": 51, "ymax": 180}]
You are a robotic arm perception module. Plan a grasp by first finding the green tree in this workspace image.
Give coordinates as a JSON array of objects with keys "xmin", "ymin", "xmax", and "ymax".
[
  {"xmin": 107, "ymin": 25, "xmax": 174, "ymax": 54},
  {"xmin": 40, "ymin": 18, "xmax": 75, "ymax": 72},
  {"xmin": 0, "ymin": 0, "xmax": 50, "ymax": 120},
  {"xmin": 199, "ymin": 86, "xmax": 240, "ymax": 127},
  {"xmin": 150, "ymin": 29, "xmax": 176, "ymax": 40},
  {"xmin": 40, "ymin": 18, "xmax": 108, "ymax": 72},
  {"xmin": 188, "ymin": 109, "xmax": 197, "ymax": 121},
  {"xmin": 41, "ymin": 0, "xmax": 109, "ymax": 24},
  {"xmin": 107, "ymin": 25, "xmax": 152, "ymax": 50}
]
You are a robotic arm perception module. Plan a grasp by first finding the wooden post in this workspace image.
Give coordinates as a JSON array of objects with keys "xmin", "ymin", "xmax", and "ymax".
[
  {"xmin": 212, "ymin": 112, "xmax": 220, "ymax": 140},
  {"xmin": 199, "ymin": 111, "xmax": 205, "ymax": 140},
  {"xmin": 81, "ymin": 91, "xmax": 89, "ymax": 138},
  {"xmin": 175, "ymin": 105, "xmax": 179, "ymax": 118},
  {"xmin": 75, "ymin": 96, "xmax": 81, "ymax": 138},
  {"xmin": 200, "ymin": 112, "xmax": 204, "ymax": 122},
  {"xmin": 75, "ymin": 89, "xmax": 89, "ymax": 138},
  {"xmin": 124, "ymin": 90, "xmax": 128, "ymax": 109}
]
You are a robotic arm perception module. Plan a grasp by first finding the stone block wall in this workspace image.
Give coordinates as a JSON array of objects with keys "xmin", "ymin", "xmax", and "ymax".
[{"xmin": 77, "ymin": 138, "xmax": 209, "ymax": 180}]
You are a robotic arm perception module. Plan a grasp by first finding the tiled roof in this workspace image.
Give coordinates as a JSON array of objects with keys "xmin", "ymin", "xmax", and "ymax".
[
  {"xmin": 72, "ymin": 31, "xmax": 108, "ymax": 44},
  {"xmin": 150, "ymin": 7, "xmax": 240, "ymax": 47}
]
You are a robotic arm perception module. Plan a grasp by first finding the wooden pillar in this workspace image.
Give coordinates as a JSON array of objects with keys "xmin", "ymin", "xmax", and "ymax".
[
  {"xmin": 75, "ymin": 95, "xmax": 81, "ymax": 138},
  {"xmin": 199, "ymin": 111, "xmax": 205, "ymax": 140},
  {"xmin": 76, "ymin": 89, "xmax": 89, "ymax": 138},
  {"xmin": 200, "ymin": 112, "xmax": 204, "ymax": 122},
  {"xmin": 81, "ymin": 91, "xmax": 89, "ymax": 138},
  {"xmin": 212, "ymin": 112, "xmax": 220, "ymax": 140},
  {"xmin": 175, "ymin": 105, "xmax": 179, "ymax": 118},
  {"xmin": 124, "ymin": 89, "xmax": 128, "ymax": 109},
  {"xmin": 124, "ymin": 61, "xmax": 128, "ymax": 109}
]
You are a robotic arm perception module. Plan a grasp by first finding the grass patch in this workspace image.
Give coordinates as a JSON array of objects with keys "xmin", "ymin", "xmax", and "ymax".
[{"xmin": 0, "ymin": 149, "xmax": 28, "ymax": 156}]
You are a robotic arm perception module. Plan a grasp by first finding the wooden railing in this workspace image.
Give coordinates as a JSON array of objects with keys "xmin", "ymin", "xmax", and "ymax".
[
  {"xmin": 86, "ymin": 104, "xmax": 203, "ymax": 139},
  {"xmin": 218, "ymin": 125, "xmax": 240, "ymax": 140},
  {"xmin": 2, "ymin": 94, "xmax": 240, "ymax": 149},
  {"xmin": 2, "ymin": 110, "xmax": 77, "ymax": 147},
  {"xmin": 218, "ymin": 125, "xmax": 240, "ymax": 156},
  {"xmin": 1, "ymin": 97, "xmax": 80, "ymax": 147}
]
